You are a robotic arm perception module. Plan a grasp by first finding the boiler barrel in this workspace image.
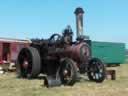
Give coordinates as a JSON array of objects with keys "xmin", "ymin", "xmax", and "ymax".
[{"xmin": 65, "ymin": 43, "xmax": 91, "ymax": 62}]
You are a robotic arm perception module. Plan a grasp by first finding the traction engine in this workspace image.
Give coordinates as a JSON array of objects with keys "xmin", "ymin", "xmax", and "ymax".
[{"xmin": 16, "ymin": 7, "xmax": 106, "ymax": 87}]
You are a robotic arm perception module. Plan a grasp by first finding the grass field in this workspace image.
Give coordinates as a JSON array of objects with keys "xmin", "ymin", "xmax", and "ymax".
[{"xmin": 0, "ymin": 64, "xmax": 128, "ymax": 96}]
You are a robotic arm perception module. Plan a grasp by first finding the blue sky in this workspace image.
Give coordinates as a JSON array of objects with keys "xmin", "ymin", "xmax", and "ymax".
[{"xmin": 0, "ymin": 0, "xmax": 128, "ymax": 47}]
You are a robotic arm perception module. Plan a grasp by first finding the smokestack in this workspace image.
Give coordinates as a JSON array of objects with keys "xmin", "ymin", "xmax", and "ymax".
[{"xmin": 74, "ymin": 7, "xmax": 84, "ymax": 39}]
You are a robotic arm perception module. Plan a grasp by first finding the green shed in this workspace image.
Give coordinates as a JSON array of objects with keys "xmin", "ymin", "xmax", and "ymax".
[{"xmin": 90, "ymin": 41, "xmax": 126, "ymax": 64}]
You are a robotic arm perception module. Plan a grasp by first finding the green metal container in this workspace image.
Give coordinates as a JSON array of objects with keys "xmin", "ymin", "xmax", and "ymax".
[{"xmin": 91, "ymin": 41, "xmax": 126, "ymax": 64}]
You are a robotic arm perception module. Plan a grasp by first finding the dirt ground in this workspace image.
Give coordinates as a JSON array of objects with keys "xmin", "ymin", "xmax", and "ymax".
[{"xmin": 0, "ymin": 64, "xmax": 128, "ymax": 96}]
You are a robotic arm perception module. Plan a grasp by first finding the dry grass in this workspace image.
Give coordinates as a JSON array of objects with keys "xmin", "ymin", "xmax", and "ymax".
[{"xmin": 0, "ymin": 64, "xmax": 128, "ymax": 96}]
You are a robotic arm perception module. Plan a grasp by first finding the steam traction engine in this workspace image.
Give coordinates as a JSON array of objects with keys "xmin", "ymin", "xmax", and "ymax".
[{"xmin": 16, "ymin": 8, "xmax": 106, "ymax": 87}]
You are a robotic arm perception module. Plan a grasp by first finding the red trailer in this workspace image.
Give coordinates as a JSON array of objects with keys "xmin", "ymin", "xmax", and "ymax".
[{"xmin": 0, "ymin": 38, "xmax": 31, "ymax": 64}]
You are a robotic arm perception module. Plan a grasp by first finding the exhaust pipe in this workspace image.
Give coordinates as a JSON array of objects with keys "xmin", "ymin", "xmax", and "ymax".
[{"xmin": 74, "ymin": 7, "xmax": 84, "ymax": 40}]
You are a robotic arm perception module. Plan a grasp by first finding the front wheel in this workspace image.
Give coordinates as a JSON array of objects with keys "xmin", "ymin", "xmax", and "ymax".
[
  {"xmin": 56, "ymin": 58, "xmax": 78, "ymax": 86},
  {"xmin": 87, "ymin": 58, "xmax": 106, "ymax": 83}
]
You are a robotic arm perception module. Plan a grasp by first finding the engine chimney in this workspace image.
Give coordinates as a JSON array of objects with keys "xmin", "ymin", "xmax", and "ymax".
[{"xmin": 74, "ymin": 7, "xmax": 84, "ymax": 39}]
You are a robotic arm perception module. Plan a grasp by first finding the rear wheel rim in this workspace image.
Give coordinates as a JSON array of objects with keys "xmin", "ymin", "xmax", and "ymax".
[{"xmin": 18, "ymin": 49, "xmax": 32, "ymax": 77}]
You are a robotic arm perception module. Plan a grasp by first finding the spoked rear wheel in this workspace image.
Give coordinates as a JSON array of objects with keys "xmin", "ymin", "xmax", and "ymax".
[
  {"xmin": 56, "ymin": 58, "xmax": 78, "ymax": 86},
  {"xmin": 16, "ymin": 47, "xmax": 41, "ymax": 78},
  {"xmin": 87, "ymin": 58, "xmax": 106, "ymax": 83}
]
